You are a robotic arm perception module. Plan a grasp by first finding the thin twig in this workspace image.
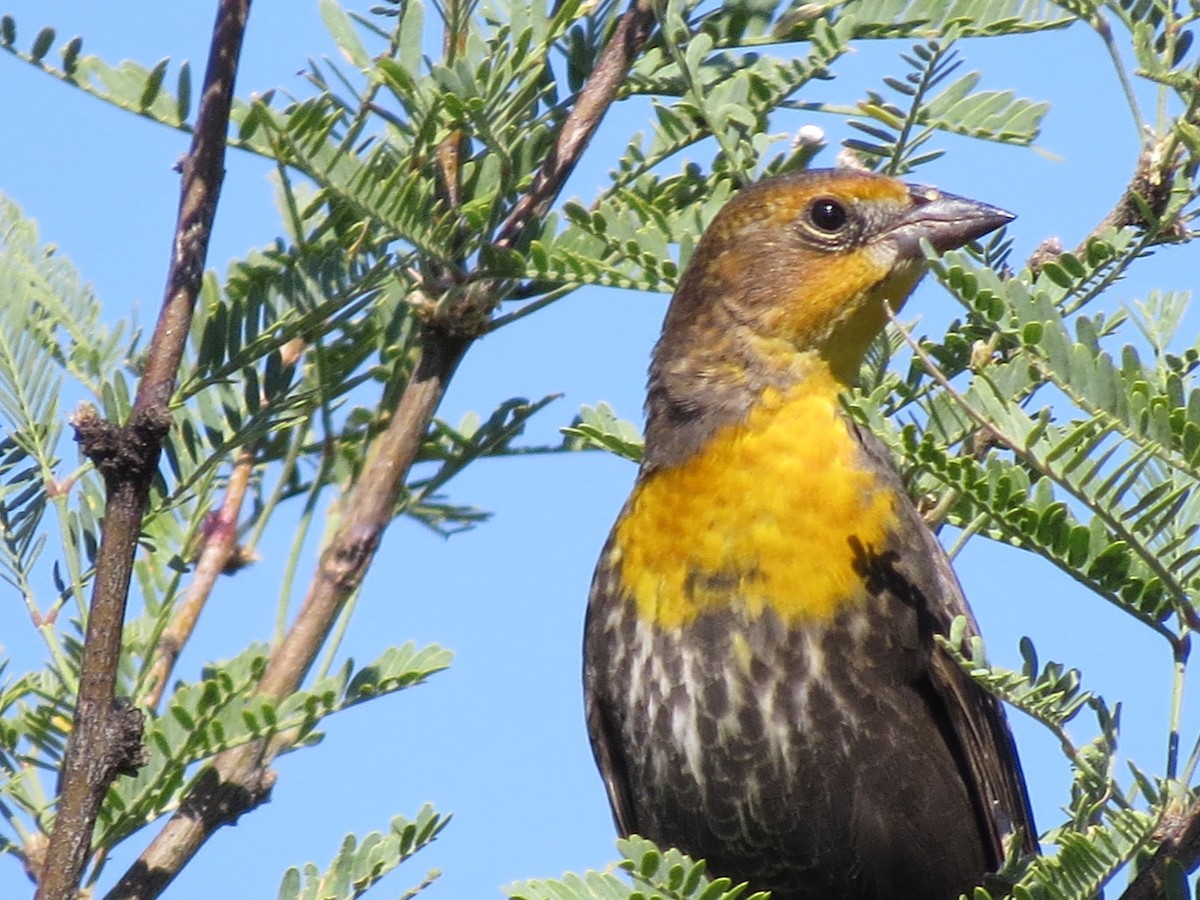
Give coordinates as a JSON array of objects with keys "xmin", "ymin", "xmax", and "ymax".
[
  {"xmin": 1091, "ymin": 12, "xmax": 1145, "ymax": 135},
  {"xmin": 143, "ymin": 448, "xmax": 257, "ymax": 710},
  {"xmin": 1084, "ymin": 137, "xmax": 1182, "ymax": 248},
  {"xmin": 141, "ymin": 316, "xmax": 304, "ymax": 707},
  {"xmin": 492, "ymin": 0, "xmax": 656, "ymax": 253},
  {"xmin": 34, "ymin": 2, "xmax": 252, "ymax": 898},
  {"xmin": 1027, "ymin": 134, "xmax": 1182, "ymax": 274}
]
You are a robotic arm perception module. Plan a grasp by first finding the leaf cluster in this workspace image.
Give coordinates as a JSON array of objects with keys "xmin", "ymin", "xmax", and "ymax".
[
  {"xmin": 847, "ymin": 164, "xmax": 1200, "ymax": 898},
  {"xmin": 508, "ymin": 836, "xmax": 770, "ymax": 900},
  {"xmin": 276, "ymin": 804, "xmax": 449, "ymax": 900}
]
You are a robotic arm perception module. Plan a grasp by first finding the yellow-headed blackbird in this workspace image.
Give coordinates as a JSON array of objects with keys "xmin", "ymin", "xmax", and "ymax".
[{"xmin": 584, "ymin": 168, "xmax": 1035, "ymax": 899}]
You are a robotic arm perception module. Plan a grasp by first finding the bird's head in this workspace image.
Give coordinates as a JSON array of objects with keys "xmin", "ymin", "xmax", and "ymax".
[{"xmin": 643, "ymin": 168, "xmax": 1012, "ymax": 467}]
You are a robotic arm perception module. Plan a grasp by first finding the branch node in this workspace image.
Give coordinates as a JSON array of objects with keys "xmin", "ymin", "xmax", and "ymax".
[
  {"xmin": 179, "ymin": 765, "xmax": 276, "ymax": 831},
  {"xmin": 108, "ymin": 699, "xmax": 148, "ymax": 779},
  {"xmin": 70, "ymin": 404, "xmax": 171, "ymax": 484},
  {"xmin": 1084, "ymin": 137, "xmax": 1186, "ymax": 252}
]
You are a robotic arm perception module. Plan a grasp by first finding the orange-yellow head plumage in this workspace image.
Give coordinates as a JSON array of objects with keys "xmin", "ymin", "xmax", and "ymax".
[{"xmin": 643, "ymin": 168, "xmax": 1012, "ymax": 469}]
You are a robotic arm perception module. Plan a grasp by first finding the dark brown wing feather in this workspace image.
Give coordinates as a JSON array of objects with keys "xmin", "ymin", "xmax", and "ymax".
[
  {"xmin": 851, "ymin": 420, "xmax": 1038, "ymax": 859},
  {"xmin": 583, "ymin": 558, "xmax": 641, "ymax": 837}
]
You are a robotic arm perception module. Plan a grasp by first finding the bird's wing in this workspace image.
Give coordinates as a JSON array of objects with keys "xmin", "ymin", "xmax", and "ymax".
[
  {"xmin": 583, "ymin": 551, "xmax": 641, "ymax": 837},
  {"xmin": 852, "ymin": 422, "xmax": 1039, "ymax": 860}
]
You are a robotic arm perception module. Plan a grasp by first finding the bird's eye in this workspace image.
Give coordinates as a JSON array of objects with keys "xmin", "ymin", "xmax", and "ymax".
[{"xmin": 808, "ymin": 198, "xmax": 848, "ymax": 233}]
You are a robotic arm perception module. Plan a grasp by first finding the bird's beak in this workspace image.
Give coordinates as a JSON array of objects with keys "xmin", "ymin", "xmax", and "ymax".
[{"xmin": 888, "ymin": 185, "xmax": 1015, "ymax": 258}]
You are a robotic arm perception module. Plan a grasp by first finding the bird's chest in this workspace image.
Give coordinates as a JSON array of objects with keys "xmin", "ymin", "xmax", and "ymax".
[
  {"xmin": 610, "ymin": 385, "xmax": 900, "ymax": 628},
  {"xmin": 597, "ymin": 595, "xmax": 930, "ymax": 889}
]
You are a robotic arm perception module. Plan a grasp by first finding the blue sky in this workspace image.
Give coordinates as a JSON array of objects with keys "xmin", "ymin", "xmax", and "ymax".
[{"xmin": 0, "ymin": 2, "xmax": 1197, "ymax": 897}]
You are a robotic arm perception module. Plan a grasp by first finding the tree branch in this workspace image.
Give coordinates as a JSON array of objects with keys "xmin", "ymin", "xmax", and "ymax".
[
  {"xmin": 105, "ymin": 324, "xmax": 468, "ymax": 900},
  {"xmin": 34, "ymin": 2, "xmax": 252, "ymax": 898},
  {"xmin": 143, "ymin": 447, "xmax": 256, "ymax": 710},
  {"xmin": 1118, "ymin": 794, "xmax": 1200, "ymax": 900},
  {"xmin": 1027, "ymin": 135, "xmax": 1183, "ymax": 271},
  {"xmin": 492, "ymin": 0, "xmax": 656, "ymax": 253},
  {"xmin": 105, "ymin": 1, "xmax": 660, "ymax": 892}
]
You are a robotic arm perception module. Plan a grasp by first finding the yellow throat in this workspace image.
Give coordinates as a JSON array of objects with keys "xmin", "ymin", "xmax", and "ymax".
[{"xmin": 612, "ymin": 362, "xmax": 899, "ymax": 630}]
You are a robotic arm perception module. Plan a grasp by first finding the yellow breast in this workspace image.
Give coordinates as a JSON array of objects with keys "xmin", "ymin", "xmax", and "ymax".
[{"xmin": 612, "ymin": 369, "xmax": 899, "ymax": 629}]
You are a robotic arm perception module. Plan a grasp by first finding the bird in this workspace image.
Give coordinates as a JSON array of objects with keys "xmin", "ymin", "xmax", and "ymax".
[{"xmin": 583, "ymin": 167, "xmax": 1036, "ymax": 899}]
